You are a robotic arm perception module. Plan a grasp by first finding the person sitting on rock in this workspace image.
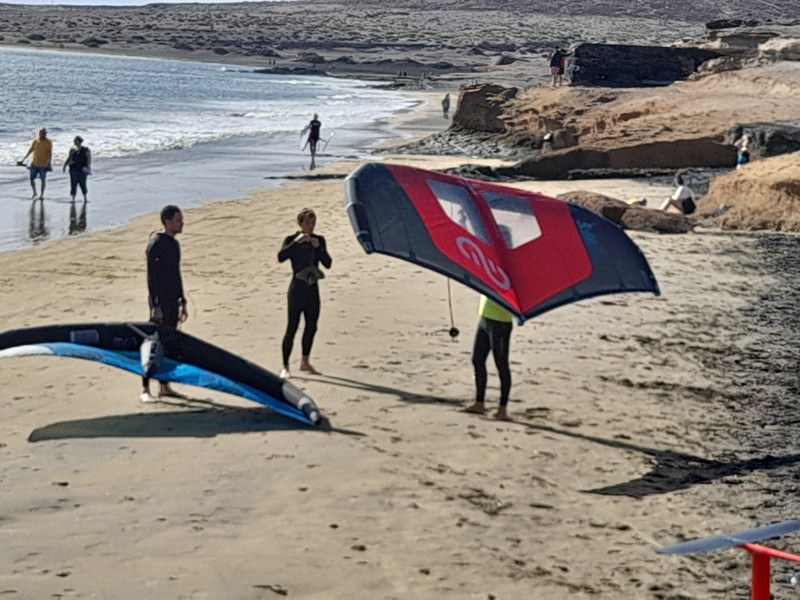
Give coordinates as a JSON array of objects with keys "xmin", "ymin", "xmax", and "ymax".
[{"xmin": 660, "ymin": 174, "xmax": 696, "ymax": 215}]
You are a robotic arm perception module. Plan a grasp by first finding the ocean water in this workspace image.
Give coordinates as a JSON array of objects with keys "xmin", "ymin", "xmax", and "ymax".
[{"xmin": 0, "ymin": 47, "xmax": 415, "ymax": 251}]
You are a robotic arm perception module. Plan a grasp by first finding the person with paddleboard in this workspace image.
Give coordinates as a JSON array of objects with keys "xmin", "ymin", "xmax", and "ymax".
[
  {"xmin": 301, "ymin": 113, "xmax": 322, "ymax": 158},
  {"xmin": 62, "ymin": 135, "xmax": 91, "ymax": 203},
  {"xmin": 462, "ymin": 294, "xmax": 514, "ymax": 421},
  {"xmin": 20, "ymin": 128, "xmax": 53, "ymax": 200},
  {"xmin": 278, "ymin": 208, "xmax": 332, "ymax": 379},
  {"xmin": 141, "ymin": 205, "xmax": 189, "ymax": 403}
]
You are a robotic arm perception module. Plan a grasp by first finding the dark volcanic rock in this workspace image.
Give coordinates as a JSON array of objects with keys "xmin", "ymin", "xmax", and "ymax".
[
  {"xmin": 568, "ymin": 43, "xmax": 723, "ymax": 87},
  {"xmin": 729, "ymin": 122, "xmax": 800, "ymax": 159}
]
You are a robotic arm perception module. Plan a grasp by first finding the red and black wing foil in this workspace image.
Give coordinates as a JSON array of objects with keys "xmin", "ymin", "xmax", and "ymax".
[{"xmin": 345, "ymin": 163, "xmax": 659, "ymax": 322}]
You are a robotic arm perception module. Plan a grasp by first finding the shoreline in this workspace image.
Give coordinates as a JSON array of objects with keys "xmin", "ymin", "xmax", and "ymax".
[{"xmin": 0, "ymin": 46, "xmax": 429, "ymax": 254}]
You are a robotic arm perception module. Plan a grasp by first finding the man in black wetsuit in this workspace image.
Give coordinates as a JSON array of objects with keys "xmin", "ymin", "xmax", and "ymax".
[
  {"xmin": 141, "ymin": 205, "xmax": 189, "ymax": 403},
  {"xmin": 278, "ymin": 208, "xmax": 332, "ymax": 379},
  {"xmin": 303, "ymin": 113, "xmax": 322, "ymax": 159}
]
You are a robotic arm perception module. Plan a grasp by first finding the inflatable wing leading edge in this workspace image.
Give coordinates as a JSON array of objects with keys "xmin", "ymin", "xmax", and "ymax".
[
  {"xmin": 0, "ymin": 323, "xmax": 323, "ymax": 427},
  {"xmin": 345, "ymin": 163, "xmax": 659, "ymax": 322}
]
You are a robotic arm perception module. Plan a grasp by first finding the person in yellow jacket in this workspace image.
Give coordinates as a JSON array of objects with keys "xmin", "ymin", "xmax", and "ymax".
[
  {"xmin": 462, "ymin": 294, "xmax": 514, "ymax": 421},
  {"xmin": 21, "ymin": 128, "xmax": 53, "ymax": 200}
]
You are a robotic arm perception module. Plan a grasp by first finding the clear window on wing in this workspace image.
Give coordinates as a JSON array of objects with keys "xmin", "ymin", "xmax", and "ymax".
[
  {"xmin": 427, "ymin": 179, "xmax": 489, "ymax": 244},
  {"xmin": 481, "ymin": 191, "xmax": 542, "ymax": 249}
]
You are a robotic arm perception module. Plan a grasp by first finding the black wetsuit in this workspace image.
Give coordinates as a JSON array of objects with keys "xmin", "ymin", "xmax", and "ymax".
[
  {"xmin": 146, "ymin": 233, "xmax": 185, "ymax": 328},
  {"xmin": 472, "ymin": 317, "xmax": 512, "ymax": 406},
  {"xmin": 66, "ymin": 146, "xmax": 90, "ymax": 197},
  {"xmin": 278, "ymin": 232, "xmax": 332, "ymax": 365},
  {"xmin": 308, "ymin": 119, "xmax": 321, "ymax": 142},
  {"xmin": 144, "ymin": 232, "xmax": 185, "ymax": 386}
]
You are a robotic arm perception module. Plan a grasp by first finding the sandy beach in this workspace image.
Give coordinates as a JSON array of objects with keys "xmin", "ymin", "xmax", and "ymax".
[
  {"xmin": 2, "ymin": 90, "xmax": 800, "ymax": 599},
  {"xmin": 2, "ymin": 3, "xmax": 800, "ymax": 599}
]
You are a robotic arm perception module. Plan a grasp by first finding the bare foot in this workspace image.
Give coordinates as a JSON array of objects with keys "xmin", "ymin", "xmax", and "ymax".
[
  {"xmin": 492, "ymin": 409, "xmax": 513, "ymax": 421},
  {"xmin": 159, "ymin": 386, "xmax": 187, "ymax": 399},
  {"xmin": 140, "ymin": 391, "xmax": 157, "ymax": 403},
  {"xmin": 460, "ymin": 403, "xmax": 486, "ymax": 415},
  {"xmin": 299, "ymin": 363, "xmax": 319, "ymax": 374}
]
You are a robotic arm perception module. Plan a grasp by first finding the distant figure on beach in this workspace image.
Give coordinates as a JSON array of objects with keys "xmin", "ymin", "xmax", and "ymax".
[
  {"xmin": 549, "ymin": 47, "xmax": 565, "ymax": 87},
  {"xmin": 141, "ymin": 205, "xmax": 189, "ymax": 403},
  {"xmin": 20, "ymin": 128, "xmax": 52, "ymax": 200},
  {"xmin": 660, "ymin": 174, "xmax": 696, "ymax": 215},
  {"xmin": 559, "ymin": 47, "xmax": 569, "ymax": 82},
  {"xmin": 278, "ymin": 208, "xmax": 332, "ymax": 379},
  {"xmin": 462, "ymin": 294, "xmax": 514, "ymax": 421},
  {"xmin": 62, "ymin": 136, "xmax": 91, "ymax": 203},
  {"xmin": 735, "ymin": 134, "xmax": 752, "ymax": 169},
  {"xmin": 442, "ymin": 93, "xmax": 451, "ymax": 119},
  {"xmin": 302, "ymin": 113, "xmax": 322, "ymax": 158}
]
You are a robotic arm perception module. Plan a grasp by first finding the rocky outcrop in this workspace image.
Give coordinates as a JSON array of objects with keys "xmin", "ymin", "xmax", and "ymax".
[
  {"xmin": 700, "ymin": 152, "xmax": 800, "ymax": 231},
  {"xmin": 568, "ymin": 43, "xmax": 723, "ymax": 87},
  {"xmin": 558, "ymin": 191, "xmax": 692, "ymax": 233},
  {"xmin": 452, "ymin": 83, "xmax": 519, "ymax": 134},
  {"xmin": 515, "ymin": 137, "xmax": 735, "ymax": 179},
  {"xmin": 728, "ymin": 122, "xmax": 800, "ymax": 159}
]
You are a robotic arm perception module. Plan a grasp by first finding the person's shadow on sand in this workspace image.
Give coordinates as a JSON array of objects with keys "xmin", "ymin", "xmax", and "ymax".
[
  {"xmin": 512, "ymin": 420, "xmax": 800, "ymax": 499},
  {"xmin": 27, "ymin": 397, "xmax": 360, "ymax": 442}
]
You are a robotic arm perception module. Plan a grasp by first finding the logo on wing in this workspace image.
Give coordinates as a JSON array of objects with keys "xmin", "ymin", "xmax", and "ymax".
[{"xmin": 456, "ymin": 236, "xmax": 511, "ymax": 290}]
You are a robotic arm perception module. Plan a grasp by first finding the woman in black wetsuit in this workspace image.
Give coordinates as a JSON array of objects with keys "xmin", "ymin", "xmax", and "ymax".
[{"xmin": 278, "ymin": 208, "xmax": 332, "ymax": 379}]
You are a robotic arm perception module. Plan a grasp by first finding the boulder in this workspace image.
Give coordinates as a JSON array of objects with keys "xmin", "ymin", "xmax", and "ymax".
[
  {"xmin": 452, "ymin": 84, "xmax": 519, "ymax": 134},
  {"xmin": 728, "ymin": 122, "xmax": 800, "ymax": 159},
  {"xmin": 568, "ymin": 43, "xmax": 723, "ymax": 87},
  {"xmin": 490, "ymin": 55, "xmax": 516, "ymax": 66},
  {"xmin": 295, "ymin": 52, "xmax": 325, "ymax": 63},
  {"xmin": 558, "ymin": 191, "xmax": 692, "ymax": 234}
]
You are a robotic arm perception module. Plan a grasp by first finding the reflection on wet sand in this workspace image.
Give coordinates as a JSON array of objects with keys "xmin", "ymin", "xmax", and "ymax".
[
  {"xmin": 69, "ymin": 199, "xmax": 87, "ymax": 236},
  {"xmin": 28, "ymin": 198, "xmax": 49, "ymax": 244}
]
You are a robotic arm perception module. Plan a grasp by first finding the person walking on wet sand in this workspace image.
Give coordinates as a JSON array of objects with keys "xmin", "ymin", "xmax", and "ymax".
[
  {"xmin": 461, "ymin": 294, "xmax": 514, "ymax": 421},
  {"xmin": 442, "ymin": 93, "xmax": 451, "ymax": 119},
  {"xmin": 20, "ymin": 128, "xmax": 52, "ymax": 200},
  {"xmin": 278, "ymin": 208, "xmax": 332, "ymax": 379},
  {"xmin": 141, "ymin": 205, "xmax": 189, "ymax": 403},
  {"xmin": 63, "ymin": 135, "xmax": 91, "ymax": 203},
  {"xmin": 302, "ymin": 113, "xmax": 322, "ymax": 159}
]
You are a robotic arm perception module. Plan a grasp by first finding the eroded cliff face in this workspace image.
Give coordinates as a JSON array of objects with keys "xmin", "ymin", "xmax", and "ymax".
[{"xmin": 451, "ymin": 84, "xmax": 519, "ymax": 134}]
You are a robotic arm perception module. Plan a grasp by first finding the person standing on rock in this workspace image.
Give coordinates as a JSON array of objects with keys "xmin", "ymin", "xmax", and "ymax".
[
  {"xmin": 660, "ymin": 174, "xmax": 696, "ymax": 215},
  {"xmin": 549, "ymin": 47, "xmax": 564, "ymax": 87},
  {"xmin": 735, "ymin": 134, "xmax": 752, "ymax": 169},
  {"xmin": 442, "ymin": 93, "xmax": 451, "ymax": 118}
]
